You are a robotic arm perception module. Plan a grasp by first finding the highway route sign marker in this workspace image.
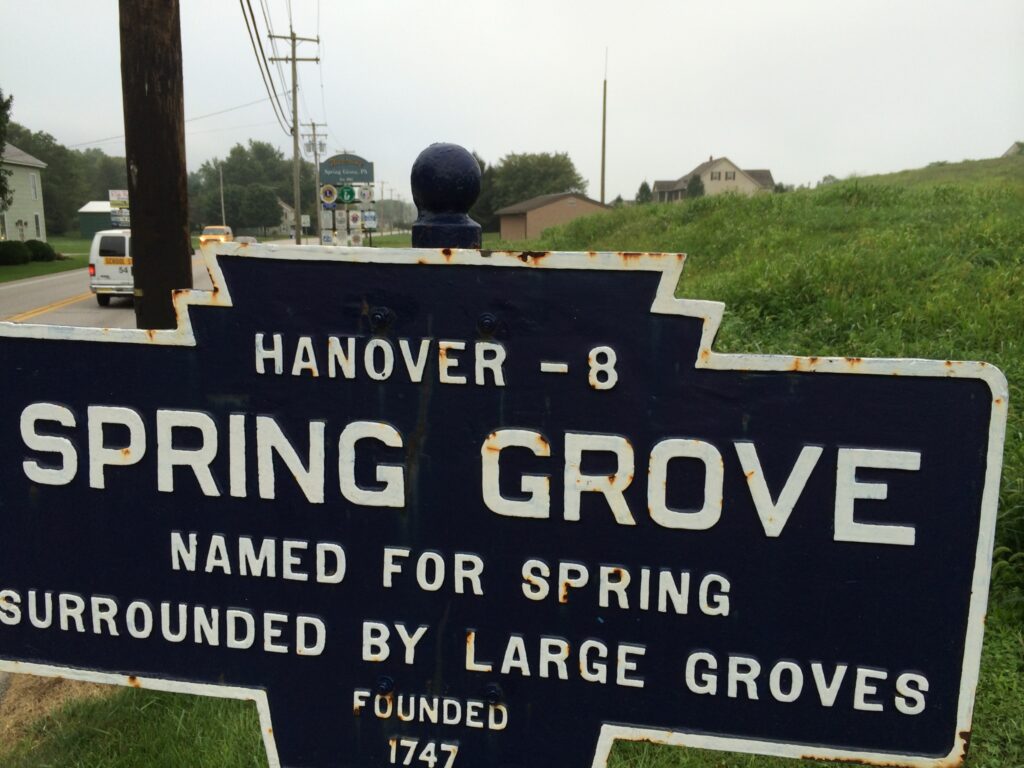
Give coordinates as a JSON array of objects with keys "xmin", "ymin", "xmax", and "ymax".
[{"xmin": 0, "ymin": 245, "xmax": 1007, "ymax": 767}]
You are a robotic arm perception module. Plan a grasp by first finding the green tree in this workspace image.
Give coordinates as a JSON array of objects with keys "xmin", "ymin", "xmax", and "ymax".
[
  {"xmin": 469, "ymin": 151, "xmax": 496, "ymax": 231},
  {"xmin": 0, "ymin": 88, "xmax": 12, "ymax": 212},
  {"xmin": 611, "ymin": 194, "xmax": 624, "ymax": 207},
  {"xmin": 687, "ymin": 175, "xmax": 705, "ymax": 198},
  {"xmin": 7, "ymin": 122, "xmax": 89, "ymax": 233},
  {"xmin": 79, "ymin": 148, "xmax": 127, "ymax": 202},
  {"xmin": 193, "ymin": 140, "xmax": 315, "ymax": 230},
  {"xmin": 490, "ymin": 151, "xmax": 587, "ymax": 213},
  {"xmin": 636, "ymin": 180, "xmax": 652, "ymax": 204},
  {"xmin": 241, "ymin": 184, "xmax": 281, "ymax": 233}
]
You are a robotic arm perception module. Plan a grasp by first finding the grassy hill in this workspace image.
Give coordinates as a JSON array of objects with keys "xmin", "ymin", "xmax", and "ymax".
[{"xmin": 857, "ymin": 153, "xmax": 1024, "ymax": 188}]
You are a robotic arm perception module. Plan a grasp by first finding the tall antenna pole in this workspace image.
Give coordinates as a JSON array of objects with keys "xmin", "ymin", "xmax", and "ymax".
[
  {"xmin": 270, "ymin": 28, "xmax": 319, "ymax": 245},
  {"xmin": 600, "ymin": 48, "xmax": 608, "ymax": 205}
]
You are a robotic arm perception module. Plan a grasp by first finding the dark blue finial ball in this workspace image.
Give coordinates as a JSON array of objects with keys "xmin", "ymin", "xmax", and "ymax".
[{"xmin": 411, "ymin": 143, "xmax": 481, "ymax": 214}]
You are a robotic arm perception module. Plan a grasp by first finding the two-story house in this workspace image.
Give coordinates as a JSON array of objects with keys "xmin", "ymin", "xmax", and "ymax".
[
  {"xmin": 652, "ymin": 156, "xmax": 774, "ymax": 202},
  {"xmin": 1, "ymin": 143, "xmax": 47, "ymax": 241}
]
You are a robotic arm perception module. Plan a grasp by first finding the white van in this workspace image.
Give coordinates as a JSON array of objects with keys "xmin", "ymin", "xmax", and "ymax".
[{"xmin": 88, "ymin": 229, "xmax": 133, "ymax": 306}]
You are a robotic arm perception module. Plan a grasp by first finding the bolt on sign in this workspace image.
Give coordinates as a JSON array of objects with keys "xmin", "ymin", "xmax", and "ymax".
[{"xmin": 0, "ymin": 245, "xmax": 1007, "ymax": 768}]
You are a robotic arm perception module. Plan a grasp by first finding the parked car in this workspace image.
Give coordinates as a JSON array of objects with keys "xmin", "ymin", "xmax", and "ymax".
[
  {"xmin": 198, "ymin": 225, "xmax": 233, "ymax": 246},
  {"xmin": 88, "ymin": 229, "xmax": 133, "ymax": 307}
]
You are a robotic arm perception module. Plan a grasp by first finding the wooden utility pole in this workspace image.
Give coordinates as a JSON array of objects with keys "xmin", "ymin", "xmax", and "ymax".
[
  {"xmin": 270, "ymin": 29, "xmax": 318, "ymax": 245},
  {"xmin": 301, "ymin": 121, "xmax": 328, "ymax": 239},
  {"xmin": 118, "ymin": 0, "xmax": 192, "ymax": 330}
]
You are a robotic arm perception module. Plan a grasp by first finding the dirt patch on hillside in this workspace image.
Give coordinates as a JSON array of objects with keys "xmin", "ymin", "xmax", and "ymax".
[{"xmin": 0, "ymin": 674, "xmax": 114, "ymax": 746}]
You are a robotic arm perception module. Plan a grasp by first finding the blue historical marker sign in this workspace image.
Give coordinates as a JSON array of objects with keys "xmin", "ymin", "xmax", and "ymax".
[{"xmin": 0, "ymin": 245, "xmax": 1007, "ymax": 768}]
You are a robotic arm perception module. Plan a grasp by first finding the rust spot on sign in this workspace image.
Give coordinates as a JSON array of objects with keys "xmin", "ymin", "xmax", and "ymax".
[
  {"xmin": 516, "ymin": 251, "xmax": 549, "ymax": 264},
  {"xmin": 745, "ymin": 470, "xmax": 755, "ymax": 480},
  {"xmin": 618, "ymin": 252, "xmax": 643, "ymax": 261},
  {"xmin": 845, "ymin": 357, "xmax": 863, "ymax": 367},
  {"xmin": 127, "ymin": 675, "xmax": 141, "ymax": 688},
  {"xmin": 120, "ymin": 447, "xmax": 131, "ymax": 458},
  {"xmin": 441, "ymin": 248, "xmax": 453, "ymax": 260}
]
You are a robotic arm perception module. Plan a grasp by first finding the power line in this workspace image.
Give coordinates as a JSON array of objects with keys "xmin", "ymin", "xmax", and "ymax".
[
  {"xmin": 315, "ymin": 0, "xmax": 335, "ymax": 149},
  {"xmin": 68, "ymin": 93, "xmax": 293, "ymax": 147},
  {"xmin": 260, "ymin": 0, "xmax": 290, "ymax": 105},
  {"xmin": 244, "ymin": 0, "xmax": 291, "ymax": 130},
  {"xmin": 240, "ymin": 0, "xmax": 291, "ymax": 134}
]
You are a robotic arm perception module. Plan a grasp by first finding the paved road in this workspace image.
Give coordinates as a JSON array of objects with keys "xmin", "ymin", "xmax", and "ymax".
[{"xmin": 0, "ymin": 255, "xmax": 213, "ymax": 328}]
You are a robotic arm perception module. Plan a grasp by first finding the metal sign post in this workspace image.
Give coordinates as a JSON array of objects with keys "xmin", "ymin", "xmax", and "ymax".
[{"xmin": 0, "ymin": 145, "xmax": 1007, "ymax": 768}]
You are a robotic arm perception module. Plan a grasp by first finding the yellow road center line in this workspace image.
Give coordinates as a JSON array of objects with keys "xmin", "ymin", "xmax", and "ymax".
[{"xmin": 6, "ymin": 292, "xmax": 94, "ymax": 323}]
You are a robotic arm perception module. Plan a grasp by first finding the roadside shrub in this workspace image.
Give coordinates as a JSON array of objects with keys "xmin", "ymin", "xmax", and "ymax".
[
  {"xmin": 0, "ymin": 240, "xmax": 31, "ymax": 265},
  {"xmin": 25, "ymin": 238, "xmax": 57, "ymax": 262}
]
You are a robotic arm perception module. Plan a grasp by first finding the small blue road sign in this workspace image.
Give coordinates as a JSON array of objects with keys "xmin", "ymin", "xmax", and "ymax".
[{"xmin": 0, "ymin": 246, "xmax": 1007, "ymax": 768}]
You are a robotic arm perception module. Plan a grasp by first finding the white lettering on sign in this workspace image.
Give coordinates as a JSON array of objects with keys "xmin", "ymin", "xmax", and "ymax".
[
  {"xmin": 520, "ymin": 558, "xmax": 730, "ymax": 616},
  {"xmin": 255, "ymin": 334, "xmax": 507, "ymax": 387},
  {"xmin": 464, "ymin": 631, "xmax": 646, "ymax": 688},
  {"xmin": 0, "ymin": 588, "xmax": 324, "ymax": 656},
  {"xmin": 16, "ymin": 404, "xmax": 924, "ymax": 546},
  {"xmin": 381, "ymin": 548, "xmax": 485, "ymax": 595},
  {"xmin": 170, "ymin": 533, "xmax": 346, "ymax": 584},
  {"xmin": 352, "ymin": 688, "xmax": 508, "ymax": 732},
  {"xmin": 683, "ymin": 651, "xmax": 930, "ymax": 714},
  {"xmin": 480, "ymin": 429, "xmax": 922, "ymax": 545}
]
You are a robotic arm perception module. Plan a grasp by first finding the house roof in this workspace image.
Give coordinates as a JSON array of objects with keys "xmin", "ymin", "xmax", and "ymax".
[
  {"xmin": 656, "ymin": 157, "xmax": 775, "ymax": 192},
  {"xmin": 78, "ymin": 200, "xmax": 113, "ymax": 214},
  {"xmin": 745, "ymin": 169, "xmax": 775, "ymax": 189},
  {"xmin": 494, "ymin": 192, "xmax": 608, "ymax": 216},
  {"xmin": 2, "ymin": 143, "xmax": 46, "ymax": 169},
  {"xmin": 651, "ymin": 180, "xmax": 681, "ymax": 192}
]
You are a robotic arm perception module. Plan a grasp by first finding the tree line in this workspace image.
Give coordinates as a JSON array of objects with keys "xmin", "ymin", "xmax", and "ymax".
[
  {"xmin": 3, "ymin": 91, "xmax": 589, "ymax": 237},
  {"xmin": 470, "ymin": 151, "xmax": 587, "ymax": 232},
  {"xmin": 2, "ymin": 105, "xmax": 320, "ymax": 235}
]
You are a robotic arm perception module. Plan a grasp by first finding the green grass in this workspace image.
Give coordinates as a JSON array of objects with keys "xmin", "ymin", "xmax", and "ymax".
[
  {"xmin": 0, "ymin": 688, "xmax": 266, "ymax": 768},
  {"xmin": 2, "ymin": 157, "xmax": 1021, "ymax": 766},
  {"xmin": 0, "ymin": 253, "xmax": 87, "ymax": 283},
  {"xmin": 47, "ymin": 235, "xmax": 93, "ymax": 255},
  {"xmin": 857, "ymin": 154, "xmax": 1024, "ymax": 189}
]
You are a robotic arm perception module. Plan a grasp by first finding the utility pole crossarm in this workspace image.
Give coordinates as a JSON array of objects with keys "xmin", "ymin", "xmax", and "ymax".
[{"xmin": 269, "ymin": 33, "xmax": 319, "ymax": 43}]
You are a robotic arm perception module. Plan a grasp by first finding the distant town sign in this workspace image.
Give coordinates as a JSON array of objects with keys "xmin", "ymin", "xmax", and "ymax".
[
  {"xmin": 0, "ymin": 245, "xmax": 1007, "ymax": 768},
  {"xmin": 320, "ymin": 152, "xmax": 374, "ymax": 185}
]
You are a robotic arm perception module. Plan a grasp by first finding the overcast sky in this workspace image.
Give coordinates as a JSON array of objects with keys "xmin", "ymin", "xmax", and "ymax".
[{"xmin": 1, "ymin": 0, "xmax": 1021, "ymax": 205}]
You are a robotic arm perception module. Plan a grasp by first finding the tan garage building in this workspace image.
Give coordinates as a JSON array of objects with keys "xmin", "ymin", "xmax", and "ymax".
[{"xmin": 496, "ymin": 192, "xmax": 609, "ymax": 241}]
